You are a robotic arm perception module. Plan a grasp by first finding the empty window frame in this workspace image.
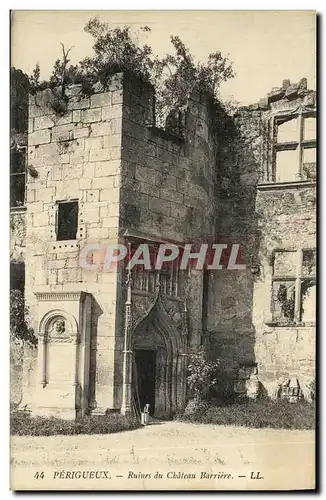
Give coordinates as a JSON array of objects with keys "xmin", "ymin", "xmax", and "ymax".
[
  {"xmin": 10, "ymin": 147, "xmax": 26, "ymax": 208},
  {"xmin": 271, "ymin": 249, "xmax": 316, "ymax": 324},
  {"xmin": 10, "ymin": 261, "xmax": 25, "ymax": 293},
  {"xmin": 274, "ymin": 114, "xmax": 316, "ymax": 182}
]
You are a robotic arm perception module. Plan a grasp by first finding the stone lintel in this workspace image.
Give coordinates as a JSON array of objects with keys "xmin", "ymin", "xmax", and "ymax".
[{"xmin": 35, "ymin": 291, "xmax": 86, "ymax": 302}]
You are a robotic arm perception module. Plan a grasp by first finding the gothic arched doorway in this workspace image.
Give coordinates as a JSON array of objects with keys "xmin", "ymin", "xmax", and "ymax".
[{"xmin": 132, "ymin": 296, "xmax": 187, "ymax": 419}]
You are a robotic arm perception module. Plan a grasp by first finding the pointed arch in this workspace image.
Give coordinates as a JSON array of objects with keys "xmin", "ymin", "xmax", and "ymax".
[
  {"xmin": 132, "ymin": 292, "xmax": 187, "ymax": 417},
  {"xmin": 133, "ymin": 292, "xmax": 185, "ymax": 353}
]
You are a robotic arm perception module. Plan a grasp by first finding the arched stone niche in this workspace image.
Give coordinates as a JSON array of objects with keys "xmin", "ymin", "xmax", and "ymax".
[
  {"xmin": 38, "ymin": 310, "xmax": 78, "ymax": 391},
  {"xmin": 33, "ymin": 292, "xmax": 92, "ymax": 420},
  {"xmin": 39, "ymin": 309, "xmax": 78, "ymax": 343}
]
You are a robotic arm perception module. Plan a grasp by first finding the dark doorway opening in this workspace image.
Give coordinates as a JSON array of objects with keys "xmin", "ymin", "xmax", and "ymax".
[{"xmin": 135, "ymin": 349, "xmax": 156, "ymax": 416}]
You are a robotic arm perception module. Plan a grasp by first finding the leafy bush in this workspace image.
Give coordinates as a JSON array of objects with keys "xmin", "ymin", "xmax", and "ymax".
[
  {"xmin": 11, "ymin": 411, "xmax": 139, "ymax": 436},
  {"xmin": 184, "ymin": 398, "xmax": 210, "ymax": 417},
  {"xmin": 177, "ymin": 399, "xmax": 315, "ymax": 430},
  {"xmin": 187, "ymin": 348, "xmax": 221, "ymax": 400}
]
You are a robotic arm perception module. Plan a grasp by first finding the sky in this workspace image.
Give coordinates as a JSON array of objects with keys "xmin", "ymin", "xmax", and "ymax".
[{"xmin": 11, "ymin": 10, "xmax": 316, "ymax": 105}]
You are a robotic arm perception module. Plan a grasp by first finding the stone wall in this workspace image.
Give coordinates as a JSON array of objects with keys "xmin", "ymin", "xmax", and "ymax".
[
  {"xmin": 120, "ymin": 76, "xmax": 215, "ymax": 243},
  {"xmin": 16, "ymin": 73, "xmax": 316, "ymax": 411},
  {"xmin": 253, "ymin": 184, "xmax": 316, "ymax": 395},
  {"xmin": 254, "ymin": 81, "xmax": 316, "ymax": 396},
  {"xmin": 23, "ymin": 74, "xmax": 218, "ymax": 413},
  {"xmin": 206, "ymin": 79, "xmax": 316, "ymax": 397},
  {"xmin": 120, "ymin": 75, "xmax": 216, "ymax": 346},
  {"xmin": 204, "ymin": 105, "xmax": 262, "ymax": 388},
  {"xmin": 10, "ymin": 341, "xmax": 24, "ymax": 407},
  {"xmin": 25, "ymin": 79, "xmax": 125, "ymax": 412}
]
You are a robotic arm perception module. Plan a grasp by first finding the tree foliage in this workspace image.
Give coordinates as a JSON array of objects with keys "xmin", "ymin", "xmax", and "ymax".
[
  {"xmin": 28, "ymin": 63, "xmax": 41, "ymax": 94},
  {"xmin": 81, "ymin": 20, "xmax": 154, "ymax": 85},
  {"xmin": 154, "ymin": 35, "xmax": 234, "ymax": 123},
  {"xmin": 28, "ymin": 17, "xmax": 234, "ymax": 125}
]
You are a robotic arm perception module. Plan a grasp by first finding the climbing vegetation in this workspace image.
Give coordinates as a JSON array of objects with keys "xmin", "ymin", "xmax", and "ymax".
[{"xmin": 28, "ymin": 18, "xmax": 234, "ymax": 125}]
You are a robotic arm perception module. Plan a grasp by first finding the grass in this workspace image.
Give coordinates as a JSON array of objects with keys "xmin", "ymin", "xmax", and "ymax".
[
  {"xmin": 11, "ymin": 410, "xmax": 140, "ymax": 436},
  {"xmin": 177, "ymin": 398, "xmax": 315, "ymax": 430}
]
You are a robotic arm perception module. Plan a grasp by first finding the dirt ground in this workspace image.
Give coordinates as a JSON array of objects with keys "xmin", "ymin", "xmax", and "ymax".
[{"xmin": 10, "ymin": 421, "xmax": 315, "ymax": 491}]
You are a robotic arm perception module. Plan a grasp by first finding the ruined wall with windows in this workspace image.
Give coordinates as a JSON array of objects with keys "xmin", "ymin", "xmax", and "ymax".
[
  {"xmin": 254, "ymin": 79, "xmax": 316, "ymax": 397},
  {"xmin": 207, "ymin": 78, "xmax": 316, "ymax": 399},
  {"xmin": 10, "ymin": 69, "xmax": 29, "ymax": 406},
  {"xmin": 11, "ymin": 72, "xmax": 316, "ymax": 410}
]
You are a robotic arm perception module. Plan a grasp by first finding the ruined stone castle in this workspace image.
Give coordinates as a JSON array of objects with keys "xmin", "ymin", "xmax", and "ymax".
[{"xmin": 10, "ymin": 73, "xmax": 316, "ymax": 418}]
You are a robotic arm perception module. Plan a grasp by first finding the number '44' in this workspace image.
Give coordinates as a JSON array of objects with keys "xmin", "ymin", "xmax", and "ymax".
[{"xmin": 34, "ymin": 471, "xmax": 44, "ymax": 479}]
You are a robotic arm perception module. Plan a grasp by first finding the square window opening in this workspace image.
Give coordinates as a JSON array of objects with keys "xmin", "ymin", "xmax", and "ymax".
[
  {"xmin": 271, "ymin": 249, "xmax": 316, "ymax": 325},
  {"xmin": 277, "ymin": 117, "xmax": 299, "ymax": 144},
  {"xmin": 272, "ymin": 280, "xmax": 296, "ymax": 323}
]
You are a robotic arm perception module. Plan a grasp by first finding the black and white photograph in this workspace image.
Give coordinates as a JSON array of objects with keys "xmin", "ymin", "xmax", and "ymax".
[{"xmin": 9, "ymin": 10, "xmax": 316, "ymax": 491}]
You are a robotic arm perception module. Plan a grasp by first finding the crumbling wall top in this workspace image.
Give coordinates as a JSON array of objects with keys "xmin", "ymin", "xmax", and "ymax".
[{"xmin": 239, "ymin": 77, "xmax": 316, "ymax": 113}]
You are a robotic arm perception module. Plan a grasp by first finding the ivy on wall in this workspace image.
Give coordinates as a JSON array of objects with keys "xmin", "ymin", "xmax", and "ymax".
[{"xmin": 10, "ymin": 290, "xmax": 37, "ymax": 347}]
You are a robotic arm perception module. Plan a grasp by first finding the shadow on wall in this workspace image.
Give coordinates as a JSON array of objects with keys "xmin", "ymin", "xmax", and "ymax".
[
  {"xmin": 203, "ymin": 103, "xmax": 283, "ymax": 400},
  {"xmin": 10, "ymin": 342, "xmax": 24, "ymax": 408},
  {"xmin": 88, "ymin": 297, "xmax": 103, "ymax": 413}
]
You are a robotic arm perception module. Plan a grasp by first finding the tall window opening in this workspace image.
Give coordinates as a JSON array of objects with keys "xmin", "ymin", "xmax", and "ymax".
[
  {"xmin": 10, "ymin": 261, "xmax": 25, "ymax": 293},
  {"xmin": 10, "ymin": 147, "xmax": 26, "ymax": 208},
  {"xmin": 56, "ymin": 200, "xmax": 78, "ymax": 241}
]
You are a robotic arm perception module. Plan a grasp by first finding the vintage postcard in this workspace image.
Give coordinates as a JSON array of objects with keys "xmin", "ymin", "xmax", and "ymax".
[{"xmin": 10, "ymin": 10, "xmax": 316, "ymax": 491}]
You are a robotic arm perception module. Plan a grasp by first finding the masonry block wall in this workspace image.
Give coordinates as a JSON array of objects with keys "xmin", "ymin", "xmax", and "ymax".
[
  {"xmin": 120, "ymin": 77, "xmax": 215, "ymax": 242},
  {"xmin": 119, "ymin": 75, "xmax": 216, "ymax": 347},
  {"xmin": 204, "ymin": 106, "xmax": 261, "ymax": 387},
  {"xmin": 25, "ymin": 80, "xmax": 125, "ymax": 413},
  {"xmin": 254, "ymin": 185, "xmax": 316, "ymax": 394},
  {"xmin": 24, "ymin": 74, "xmax": 217, "ymax": 413}
]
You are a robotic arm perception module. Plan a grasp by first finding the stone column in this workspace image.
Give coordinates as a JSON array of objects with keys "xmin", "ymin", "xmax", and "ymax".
[
  {"xmin": 39, "ymin": 335, "xmax": 47, "ymax": 388},
  {"xmin": 120, "ymin": 265, "xmax": 133, "ymax": 416}
]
